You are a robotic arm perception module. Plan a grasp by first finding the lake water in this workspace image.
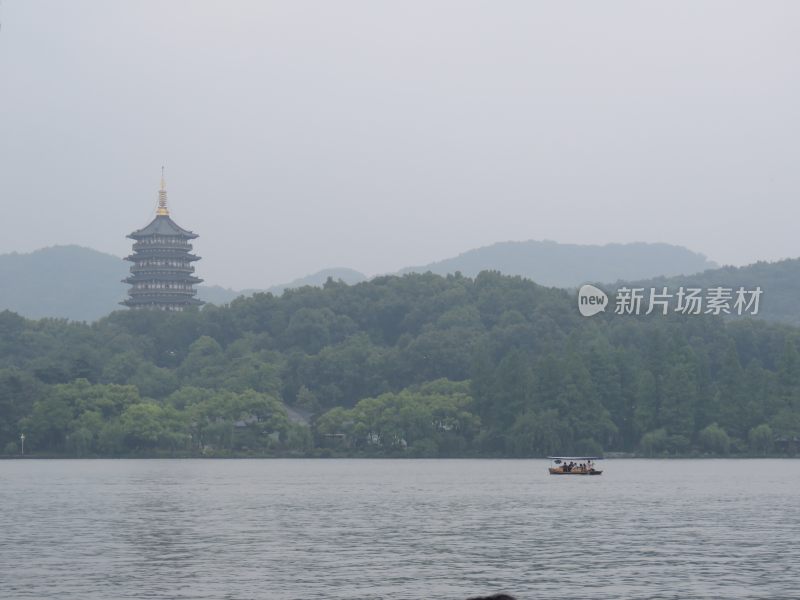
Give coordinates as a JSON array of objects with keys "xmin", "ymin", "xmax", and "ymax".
[{"xmin": 1, "ymin": 459, "xmax": 798, "ymax": 599}]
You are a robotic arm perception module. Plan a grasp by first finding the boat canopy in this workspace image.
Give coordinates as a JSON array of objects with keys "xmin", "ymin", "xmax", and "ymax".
[{"xmin": 547, "ymin": 456, "xmax": 602, "ymax": 460}]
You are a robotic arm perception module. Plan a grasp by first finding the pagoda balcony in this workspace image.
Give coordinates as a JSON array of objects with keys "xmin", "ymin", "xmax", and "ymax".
[
  {"xmin": 129, "ymin": 264, "xmax": 195, "ymax": 274},
  {"xmin": 128, "ymin": 288, "xmax": 198, "ymax": 297},
  {"xmin": 122, "ymin": 299, "xmax": 205, "ymax": 310},
  {"xmin": 124, "ymin": 275, "xmax": 203, "ymax": 285},
  {"xmin": 132, "ymin": 241, "xmax": 193, "ymax": 252},
  {"xmin": 125, "ymin": 251, "xmax": 200, "ymax": 262}
]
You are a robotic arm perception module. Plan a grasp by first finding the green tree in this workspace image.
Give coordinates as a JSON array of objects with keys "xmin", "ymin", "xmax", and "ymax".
[
  {"xmin": 659, "ymin": 362, "xmax": 697, "ymax": 438},
  {"xmin": 179, "ymin": 336, "xmax": 225, "ymax": 387},
  {"xmin": 0, "ymin": 368, "xmax": 41, "ymax": 448},
  {"xmin": 748, "ymin": 424, "xmax": 773, "ymax": 455},
  {"xmin": 640, "ymin": 428, "xmax": 669, "ymax": 457},
  {"xmin": 697, "ymin": 423, "xmax": 731, "ymax": 455}
]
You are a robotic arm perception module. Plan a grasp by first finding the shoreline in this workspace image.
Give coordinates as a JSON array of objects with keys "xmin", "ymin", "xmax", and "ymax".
[{"xmin": 1, "ymin": 454, "xmax": 797, "ymax": 460}]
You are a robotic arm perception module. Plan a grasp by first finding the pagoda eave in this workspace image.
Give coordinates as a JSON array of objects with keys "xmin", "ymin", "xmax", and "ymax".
[
  {"xmin": 125, "ymin": 253, "xmax": 200, "ymax": 262},
  {"xmin": 123, "ymin": 275, "xmax": 203, "ymax": 284},
  {"xmin": 122, "ymin": 296, "xmax": 205, "ymax": 306}
]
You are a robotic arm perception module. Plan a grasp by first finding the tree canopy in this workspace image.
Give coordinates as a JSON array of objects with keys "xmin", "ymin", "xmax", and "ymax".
[{"xmin": 1, "ymin": 271, "xmax": 799, "ymax": 457}]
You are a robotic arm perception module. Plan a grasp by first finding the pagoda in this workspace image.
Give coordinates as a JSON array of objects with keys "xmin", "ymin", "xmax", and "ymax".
[{"xmin": 121, "ymin": 169, "xmax": 204, "ymax": 311}]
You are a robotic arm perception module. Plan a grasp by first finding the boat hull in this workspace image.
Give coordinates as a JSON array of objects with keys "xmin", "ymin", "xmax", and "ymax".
[{"xmin": 548, "ymin": 468, "xmax": 602, "ymax": 475}]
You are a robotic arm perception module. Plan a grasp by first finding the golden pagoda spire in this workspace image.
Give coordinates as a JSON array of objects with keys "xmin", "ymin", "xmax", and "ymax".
[{"xmin": 157, "ymin": 166, "xmax": 169, "ymax": 216}]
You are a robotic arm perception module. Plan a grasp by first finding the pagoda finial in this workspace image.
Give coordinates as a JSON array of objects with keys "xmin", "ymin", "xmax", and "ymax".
[{"xmin": 157, "ymin": 166, "xmax": 169, "ymax": 216}]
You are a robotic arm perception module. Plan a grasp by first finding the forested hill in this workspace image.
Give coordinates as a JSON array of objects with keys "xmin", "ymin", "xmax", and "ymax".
[
  {"xmin": 619, "ymin": 258, "xmax": 800, "ymax": 326},
  {"xmin": 1, "ymin": 271, "xmax": 799, "ymax": 458}
]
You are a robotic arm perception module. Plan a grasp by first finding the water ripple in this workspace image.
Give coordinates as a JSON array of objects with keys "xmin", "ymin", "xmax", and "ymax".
[{"xmin": 1, "ymin": 459, "xmax": 799, "ymax": 599}]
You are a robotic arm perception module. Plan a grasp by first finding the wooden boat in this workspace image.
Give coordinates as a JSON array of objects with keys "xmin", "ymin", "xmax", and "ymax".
[{"xmin": 548, "ymin": 456, "xmax": 602, "ymax": 475}]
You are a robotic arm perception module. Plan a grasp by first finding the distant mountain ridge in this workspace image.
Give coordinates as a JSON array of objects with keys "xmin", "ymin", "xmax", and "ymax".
[
  {"xmin": 0, "ymin": 246, "xmax": 128, "ymax": 322},
  {"xmin": 2, "ymin": 241, "xmax": 720, "ymax": 322},
  {"xmin": 266, "ymin": 268, "xmax": 367, "ymax": 295},
  {"xmin": 399, "ymin": 240, "xmax": 717, "ymax": 288},
  {"xmin": 200, "ymin": 268, "xmax": 367, "ymax": 305}
]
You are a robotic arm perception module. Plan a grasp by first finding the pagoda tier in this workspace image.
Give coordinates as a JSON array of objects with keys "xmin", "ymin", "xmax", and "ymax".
[
  {"xmin": 121, "ymin": 171, "xmax": 204, "ymax": 312},
  {"xmin": 124, "ymin": 273, "xmax": 203, "ymax": 285},
  {"xmin": 125, "ymin": 249, "xmax": 201, "ymax": 261}
]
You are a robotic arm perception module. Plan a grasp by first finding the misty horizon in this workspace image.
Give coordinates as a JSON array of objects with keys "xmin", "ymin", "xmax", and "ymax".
[
  {"xmin": 1, "ymin": 1, "xmax": 798, "ymax": 289},
  {"xmin": 2, "ymin": 237, "xmax": 724, "ymax": 291}
]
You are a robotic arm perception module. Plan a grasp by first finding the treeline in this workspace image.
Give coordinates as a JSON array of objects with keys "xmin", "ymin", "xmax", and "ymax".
[{"xmin": 1, "ymin": 271, "xmax": 799, "ymax": 457}]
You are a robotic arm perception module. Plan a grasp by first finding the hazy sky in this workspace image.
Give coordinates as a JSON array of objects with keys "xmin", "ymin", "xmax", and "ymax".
[{"xmin": 0, "ymin": 1, "xmax": 798, "ymax": 289}]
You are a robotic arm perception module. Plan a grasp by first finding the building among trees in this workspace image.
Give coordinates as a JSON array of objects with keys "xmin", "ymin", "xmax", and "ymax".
[{"xmin": 121, "ymin": 170, "xmax": 204, "ymax": 311}]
